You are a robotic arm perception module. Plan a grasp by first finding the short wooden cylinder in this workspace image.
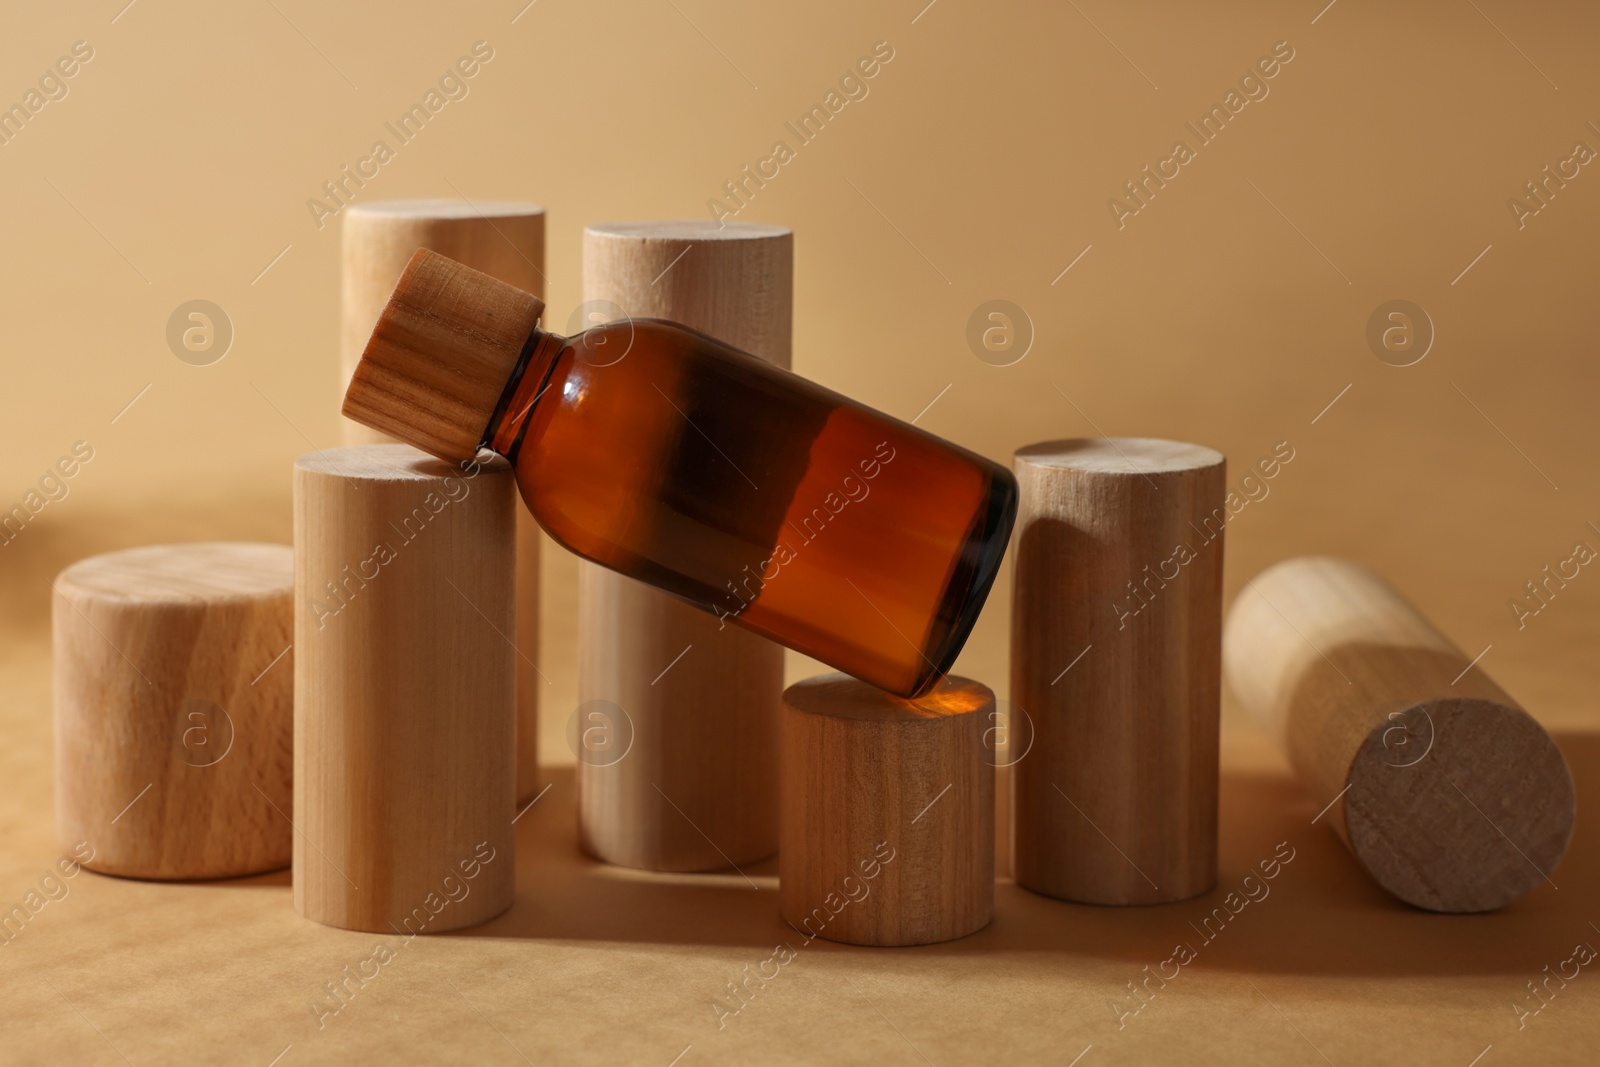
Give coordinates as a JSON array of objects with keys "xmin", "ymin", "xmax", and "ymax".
[
  {"xmin": 577, "ymin": 220, "xmax": 792, "ymax": 871},
  {"xmin": 340, "ymin": 199, "xmax": 545, "ymax": 803},
  {"xmin": 780, "ymin": 674, "xmax": 994, "ymax": 947},
  {"xmin": 1011, "ymin": 438, "xmax": 1225, "ymax": 905},
  {"xmin": 1223, "ymin": 557, "xmax": 1575, "ymax": 912},
  {"xmin": 53, "ymin": 543, "xmax": 294, "ymax": 879},
  {"xmin": 294, "ymin": 445, "xmax": 516, "ymax": 932}
]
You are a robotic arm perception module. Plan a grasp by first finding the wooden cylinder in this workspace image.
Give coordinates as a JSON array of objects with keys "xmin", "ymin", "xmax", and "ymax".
[
  {"xmin": 780, "ymin": 673, "xmax": 994, "ymax": 946},
  {"xmin": 341, "ymin": 199, "xmax": 545, "ymax": 802},
  {"xmin": 1223, "ymin": 557, "xmax": 1575, "ymax": 912},
  {"xmin": 294, "ymin": 444, "xmax": 516, "ymax": 932},
  {"xmin": 52, "ymin": 543, "xmax": 294, "ymax": 879},
  {"xmin": 1011, "ymin": 438, "xmax": 1225, "ymax": 905},
  {"xmin": 577, "ymin": 220, "xmax": 792, "ymax": 871}
]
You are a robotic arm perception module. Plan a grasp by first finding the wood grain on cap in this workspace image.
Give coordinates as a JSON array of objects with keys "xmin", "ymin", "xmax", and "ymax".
[{"xmin": 342, "ymin": 248, "xmax": 545, "ymax": 462}]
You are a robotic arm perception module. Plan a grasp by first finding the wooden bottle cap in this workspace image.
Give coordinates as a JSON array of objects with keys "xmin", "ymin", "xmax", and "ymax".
[
  {"xmin": 342, "ymin": 249, "xmax": 545, "ymax": 462},
  {"xmin": 1011, "ymin": 437, "xmax": 1226, "ymax": 906},
  {"xmin": 780, "ymin": 673, "xmax": 994, "ymax": 947},
  {"xmin": 340, "ymin": 199, "xmax": 545, "ymax": 448},
  {"xmin": 1224, "ymin": 557, "xmax": 1575, "ymax": 913},
  {"xmin": 52, "ymin": 542, "xmax": 294, "ymax": 879},
  {"xmin": 294, "ymin": 444, "xmax": 517, "ymax": 932}
]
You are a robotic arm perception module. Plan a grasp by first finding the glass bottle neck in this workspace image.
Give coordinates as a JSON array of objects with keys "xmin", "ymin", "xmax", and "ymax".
[{"xmin": 482, "ymin": 327, "xmax": 565, "ymax": 462}]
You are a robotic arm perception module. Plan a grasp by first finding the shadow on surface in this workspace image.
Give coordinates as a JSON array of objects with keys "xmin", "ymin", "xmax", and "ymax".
[{"xmin": 461, "ymin": 734, "xmax": 1595, "ymax": 977}]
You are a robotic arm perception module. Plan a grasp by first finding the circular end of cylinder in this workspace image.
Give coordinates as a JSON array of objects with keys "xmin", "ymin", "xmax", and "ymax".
[{"xmin": 1344, "ymin": 697, "xmax": 1574, "ymax": 913}]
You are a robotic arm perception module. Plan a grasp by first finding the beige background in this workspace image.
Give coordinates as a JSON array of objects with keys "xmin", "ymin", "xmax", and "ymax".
[{"xmin": 2, "ymin": 1, "xmax": 1598, "ymax": 1063}]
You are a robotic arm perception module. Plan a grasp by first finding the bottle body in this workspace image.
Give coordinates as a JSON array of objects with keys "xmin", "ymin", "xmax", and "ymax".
[{"xmin": 487, "ymin": 320, "xmax": 1016, "ymax": 697}]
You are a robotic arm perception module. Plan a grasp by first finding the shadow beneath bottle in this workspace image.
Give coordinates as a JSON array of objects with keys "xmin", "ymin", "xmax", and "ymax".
[
  {"xmin": 457, "ymin": 734, "xmax": 1595, "ymax": 977},
  {"xmin": 453, "ymin": 764, "xmax": 781, "ymax": 948}
]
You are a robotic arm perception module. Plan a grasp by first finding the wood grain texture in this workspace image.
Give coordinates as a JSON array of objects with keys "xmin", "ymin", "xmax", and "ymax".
[
  {"xmin": 340, "ymin": 200, "xmax": 545, "ymax": 448},
  {"xmin": 294, "ymin": 445, "xmax": 516, "ymax": 932},
  {"xmin": 342, "ymin": 248, "xmax": 544, "ymax": 464},
  {"xmin": 780, "ymin": 673, "xmax": 994, "ymax": 947},
  {"xmin": 1011, "ymin": 438, "xmax": 1225, "ymax": 905},
  {"xmin": 52, "ymin": 543, "xmax": 293, "ymax": 879},
  {"xmin": 340, "ymin": 202, "xmax": 546, "ymax": 802},
  {"xmin": 1223, "ymin": 556, "xmax": 1575, "ymax": 912},
  {"xmin": 576, "ymin": 220, "xmax": 792, "ymax": 872}
]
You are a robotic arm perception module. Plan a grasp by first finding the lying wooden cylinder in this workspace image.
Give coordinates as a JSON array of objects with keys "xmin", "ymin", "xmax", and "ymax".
[{"xmin": 1223, "ymin": 556, "xmax": 1575, "ymax": 912}]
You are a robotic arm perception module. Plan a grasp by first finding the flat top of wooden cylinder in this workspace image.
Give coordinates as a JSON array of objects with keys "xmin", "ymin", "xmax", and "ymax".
[
  {"xmin": 784, "ymin": 673, "xmax": 992, "ymax": 723},
  {"xmin": 345, "ymin": 199, "xmax": 544, "ymax": 221},
  {"xmin": 1016, "ymin": 437, "xmax": 1223, "ymax": 475},
  {"xmin": 55, "ymin": 542, "xmax": 291, "ymax": 603},
  {"xmin": 585, "ymin": 220, "xmax": 791, "ymax": 242},
  {"xmin": 295, "ymin": 443, "xmax": 510, "ymax": 484}
]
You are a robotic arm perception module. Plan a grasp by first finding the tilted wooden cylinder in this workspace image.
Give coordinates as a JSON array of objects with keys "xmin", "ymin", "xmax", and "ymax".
[
  {"xmin": 53, "ymin": 543, "xmax": 294, "ymax": 879},
  {"xmin": 1224, "ymin": 556, "xmax": 1574, "ymax": 912},
  {"xmin": 341, "ymin": 199, "xmax": 546, "ymax": 802},
  {"xmin": 577, "ymin": 220, "xmax": 792, "ymax": 871},
  {"xmin": 294, "ymin": 444, "xmax": 515, "ymax": 932},
  {"xmin": 780, "ymin": 673, "xmax": 994, "ymax": 947},
  {"xmin": 1011, "ymin": 438, "xmax": 1225, "ymax": 905}
]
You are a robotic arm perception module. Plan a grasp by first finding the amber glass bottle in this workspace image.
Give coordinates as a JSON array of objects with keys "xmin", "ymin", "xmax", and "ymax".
[{"xmin": 345, "ymin": 250, "xmax": 1015, "ymax": 698}]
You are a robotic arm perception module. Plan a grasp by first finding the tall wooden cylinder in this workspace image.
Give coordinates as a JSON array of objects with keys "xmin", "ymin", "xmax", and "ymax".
[
  {"xmin": 294, "ymin": 444, "xmax": 516, "ymax": 933},
  {"xmin": 341, "ymin": 199, "xmax": 545, "ymax": 802},
  {"xmin": 53, "ymin": 543, "xmax": 294, "ymax": 880},
  {"xmin": 1011, "ymin": 438, "xmax": 1225, "ymax": 905},
  {"xmin": 1224, "ymin": 557, "xmax": 1575, "ymax": 912},
  {"xmin": 781, "ymin": 674, "xmax": 994, "ymax": 947},
  {"xmin": 577, "ymin": 220, "xmax": 793, "ymax": 871}
]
